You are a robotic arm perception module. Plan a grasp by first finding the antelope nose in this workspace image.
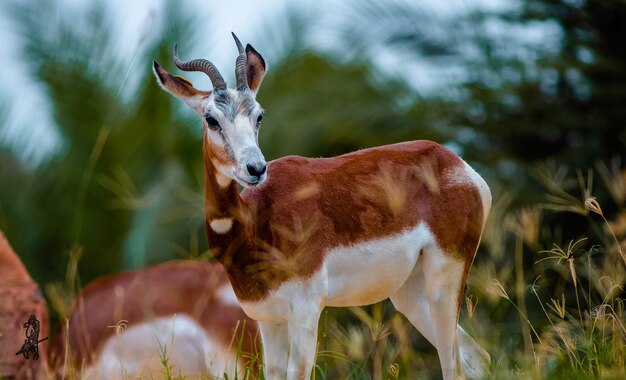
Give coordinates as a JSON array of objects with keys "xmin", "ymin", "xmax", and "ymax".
[{"xmin": 246, "ymin": 162, "xmax": 267, "ymax": 178}]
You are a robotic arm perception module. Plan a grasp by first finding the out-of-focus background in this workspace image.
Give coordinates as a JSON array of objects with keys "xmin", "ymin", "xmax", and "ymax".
[{"xmin": 1, "ymin": 0, "xmax": 625, "ymax": 378}]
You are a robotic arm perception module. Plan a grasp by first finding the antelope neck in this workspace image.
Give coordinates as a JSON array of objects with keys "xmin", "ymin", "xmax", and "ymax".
[
  {"xmin": 202, "ymin": 140, "xmax": 271, "ymax": 301},
  {"xmin": 203, "ymin": 152, "xmax": 247, "ymax": 242}
]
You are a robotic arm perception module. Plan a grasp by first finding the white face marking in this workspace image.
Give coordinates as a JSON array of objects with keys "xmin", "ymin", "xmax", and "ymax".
[
  {"xmin": 205, "ymin": 127, "xmax": 226, "ymax": 148},
  {"xmin": 202, "ymin": 89, "xmax": 267, "ymax": 188},
  {"xmin": 224, "ymin": 112, "xmax": 266, "ymax": 187},
  {"xmin": 209, "ymin": 217, "xmax": 233, "ymax": 234}
]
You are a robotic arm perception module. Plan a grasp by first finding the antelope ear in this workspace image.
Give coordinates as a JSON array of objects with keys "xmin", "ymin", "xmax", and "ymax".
[
  {"xmin": 153, "ymin": 61, "xmax": 209, "ymax": 114},
  {"xmin": 245, "ymin": 44, "xmax": 267, "ymax": 93}
]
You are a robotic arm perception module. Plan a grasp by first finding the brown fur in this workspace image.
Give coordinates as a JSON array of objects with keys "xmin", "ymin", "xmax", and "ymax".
[
  {"xmin": 49, "ymin": 260, "xmax": 258, "ymax": 371},
  {"xmin": 202, "ymin": 140, "xmax": 484, "ymax": 302}
]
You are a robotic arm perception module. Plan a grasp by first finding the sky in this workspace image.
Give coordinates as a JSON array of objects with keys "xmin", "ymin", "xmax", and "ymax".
[{"xmin": 0, "ymin": 0, "xmax": 517, "ymax": 165}]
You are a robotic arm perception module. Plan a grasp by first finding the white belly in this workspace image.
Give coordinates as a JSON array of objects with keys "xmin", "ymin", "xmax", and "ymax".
[
  {"xmin": 83, "ymin": 314, "xmax": 238, "ymax": 380},
  {"xmin": 325, "ymin": 223, "xmax": 432, "ymax": 306},
  {"xmin": 240, "ymin": 224, "xmax": 433, "ymax": 321}
]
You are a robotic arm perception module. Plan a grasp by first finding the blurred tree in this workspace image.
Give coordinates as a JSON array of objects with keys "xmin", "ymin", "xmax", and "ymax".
[
  {"xmin": 259, "ymin": 52, "xmax": 442, "ymax": 160},
  {"xmin": 334, "ymin": 0, "xmax": 626, "ymax": 207},
  {"xmin": 0, "ymin": 0, "xmax": 206, "ymax": 285},
  {"xmin": 455, "ymin": 0, "xmax": 626, "ymax": 208}
]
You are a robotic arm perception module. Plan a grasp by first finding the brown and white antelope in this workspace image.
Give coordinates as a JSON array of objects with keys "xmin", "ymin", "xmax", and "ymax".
[
  {"xmin": 1, "ymin": 229, "xmax": 259, "ymax": 379},
  {"xmin": 49, "ymin": 260, "xmax": 259, "ymax": 379},
  {"xmin": 153, "ymin": 33, "xmax": 492, "ymax": 380}
]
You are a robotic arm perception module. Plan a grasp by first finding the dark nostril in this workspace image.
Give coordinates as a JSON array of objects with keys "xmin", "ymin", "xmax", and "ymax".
[{"xmin": 247, "ymin": 163, "xmax": 267, "ymax": 178}]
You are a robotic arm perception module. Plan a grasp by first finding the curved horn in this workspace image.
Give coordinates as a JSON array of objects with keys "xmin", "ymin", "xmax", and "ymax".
[
  {"xmin": 172, "ymin": 43, "xmax": 226, "ymax": 90},
  {"xmin": 231, "ymin": 32, "xmax": 249, "ymax": 91}
]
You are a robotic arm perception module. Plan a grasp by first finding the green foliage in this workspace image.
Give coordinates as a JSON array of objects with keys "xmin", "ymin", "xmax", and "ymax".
[
  {"xmin": 259, "ymin": 53, "xmax": 425, "ymax": 160},
  {"xmin": 335, "ymin": 0, "xmax": 626, "ymax": 205},
  {"xmin": 0, "ymin": 0, "xmax": 207, "ymax": 286}
]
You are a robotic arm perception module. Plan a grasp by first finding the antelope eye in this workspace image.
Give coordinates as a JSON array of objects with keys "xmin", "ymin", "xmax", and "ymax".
[
  {"xmin": 205, "ymin": 116, "xmax": 220, "ymax": 129},
  {"xmin": 256, "ymin": 114, "xmax": 263, "ymax": 126}
]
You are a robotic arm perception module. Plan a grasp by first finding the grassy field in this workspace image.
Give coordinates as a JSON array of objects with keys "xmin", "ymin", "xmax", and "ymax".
[
  {"xmin": 314, "ymin": 168, "xmax": 626, "ymax": 379},
  {"xmin": 48, "ymin": 167, "xmax": 626, "ymax": 380}
]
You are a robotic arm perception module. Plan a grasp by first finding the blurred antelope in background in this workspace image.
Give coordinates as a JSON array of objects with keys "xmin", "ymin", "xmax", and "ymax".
[
  {"xmin": 0, "ymin": 231, "xmax": 258, "ymax": 379},
  {"xmin": 50, "ymin": 260, "xmax": 258, "ymax": 379},
  {"xmin": 155, "ymin": 33, "xmax": 492, "ymax": 379}
]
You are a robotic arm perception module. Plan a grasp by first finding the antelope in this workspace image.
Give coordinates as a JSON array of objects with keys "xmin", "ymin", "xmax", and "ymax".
[
  {"xmin": 1, "ymin": 229, "xmax": 259, "ymax": 379},
  {"xmin": 153, "ymin": 33, "xmax": 492, "ymax": 379},
  {"xmin": 49, "ymin": 260, "xmax": 259, "ymax": 379}
]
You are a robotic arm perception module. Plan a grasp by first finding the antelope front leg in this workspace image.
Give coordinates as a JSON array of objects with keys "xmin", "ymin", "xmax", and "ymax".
[
  {"xmin": 286, "ymin": 310, "xmax": 320, "ymax": 380},
  {"xmin": 259, "ymin": 321, "xmax": 289, "ymax": 379}
]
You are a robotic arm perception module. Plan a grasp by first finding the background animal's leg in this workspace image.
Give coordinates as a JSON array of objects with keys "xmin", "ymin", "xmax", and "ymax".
[{"xmin": 259, "ymin": 321, "xmax": 289, "ymax": 380}]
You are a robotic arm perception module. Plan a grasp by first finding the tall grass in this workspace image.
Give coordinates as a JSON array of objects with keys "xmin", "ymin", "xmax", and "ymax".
[
  {"xmin": 277, "ymin": 166, "xmax": 623, "ymax": 379},
  {"xmin": 288, "ymin": 165, "xmax": 626, "ymax": 379},
  {"xmin": 47, "ymin": 165, "xmax": 625, "ymax": 379}
]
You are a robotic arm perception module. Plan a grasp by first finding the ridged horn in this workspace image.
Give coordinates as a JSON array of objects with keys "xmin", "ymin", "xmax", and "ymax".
[
  {"xmin": 231, "ymin": 32, "xmax": 249, "ymax": 91},
  {"xmin": 172, "ymin": 43, "xmax": 226, "ymax": 90}
]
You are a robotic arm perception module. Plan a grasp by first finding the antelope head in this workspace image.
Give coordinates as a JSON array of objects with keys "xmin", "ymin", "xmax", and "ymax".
[{"xmin": 153, "ymin": 33, "xmax": 268, "ymax": 188}]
